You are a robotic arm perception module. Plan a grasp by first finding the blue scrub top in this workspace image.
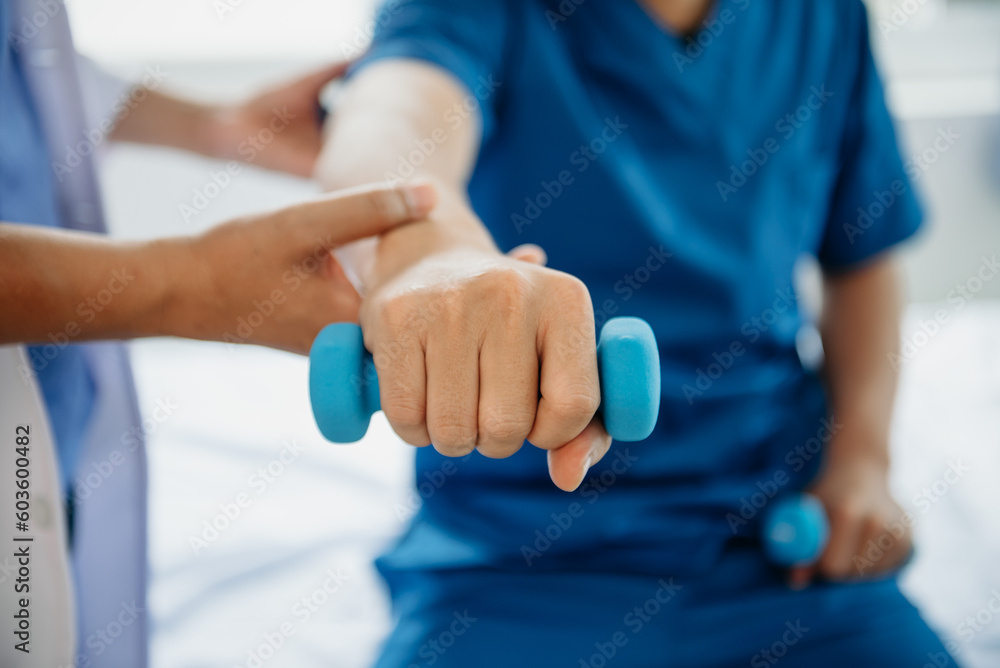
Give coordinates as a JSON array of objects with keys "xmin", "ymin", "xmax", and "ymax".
[
  {"xmin": 1, "ymin": 1, "xmax": 96, "ymax": 493},
  {"xmin": 359, "ymin": 0, "xmax": 922, "ymax": 577}
]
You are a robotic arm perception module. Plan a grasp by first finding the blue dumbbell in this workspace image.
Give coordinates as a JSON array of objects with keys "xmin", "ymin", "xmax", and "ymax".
[
  {"xmin": 762, "ymin": 494, "xmax": 829, "ymax": 567},
  {"xmin": 310, "ymin": 316, "xmax": 661, "ymax": 444}
]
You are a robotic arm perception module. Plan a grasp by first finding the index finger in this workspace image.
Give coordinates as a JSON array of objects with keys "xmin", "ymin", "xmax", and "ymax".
[
  {"xmin": 287, "ymin": 181, "xmax": 437, "ymax": 249},
  {"xmin": 526, "ymin": 284, "xmax": 600, "ymax": 451}
]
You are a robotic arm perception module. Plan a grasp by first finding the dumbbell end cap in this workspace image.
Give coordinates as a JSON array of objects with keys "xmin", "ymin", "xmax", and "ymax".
[
  {"xmin": 309, "ymin": 323, "xmax": 377, "ymax": 443},
  {"xmin": 597, "ymin": 317, "xmax": 660, "ymax": 442}
]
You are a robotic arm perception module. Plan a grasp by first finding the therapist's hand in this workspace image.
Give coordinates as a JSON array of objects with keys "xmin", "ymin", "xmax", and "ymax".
[
  {"xmin": 790, "ymin": 436, "xmax": 912, "ymax": 589},
  {"xmin": 358, "ymin": 193, "xmax": 611, "ymax": 492},
  {"xmin": 207, "ymin": 63, "xmax": 347, "ymax": 177},
  {"xmin": 165, "ymin": 181, "xmax": 437, "ymax": 354},
  {"xmin": 110, "ymin": 64, "xmax": 347, "ymax": 177}
]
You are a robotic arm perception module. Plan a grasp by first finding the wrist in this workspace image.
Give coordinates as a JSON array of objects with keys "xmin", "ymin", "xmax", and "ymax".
[
  {"xmin": 194, "ymin": 103, "xmax": 244, "ymax": 162},
  {"xmin": 367, "ymin": 188, "xmax": 498, "ymax": 291},
  {"xmin": 824, "ymin": 417, "xmax": 892, "ymax": 470},
  {"xmin": 141, "ymin": 235, "xmax": 213, "ymax": 340}
]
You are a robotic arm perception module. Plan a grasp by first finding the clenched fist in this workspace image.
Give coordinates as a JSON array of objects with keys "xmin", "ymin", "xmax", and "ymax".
[{"xmin": 359, "ymin": 195, "xmax": 611, "ymax": 491}]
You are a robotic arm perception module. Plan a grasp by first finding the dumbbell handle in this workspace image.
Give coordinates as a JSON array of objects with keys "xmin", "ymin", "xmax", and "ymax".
[
  {"xmin": 310, "ymin": 316, "xmax": 660, "ymax": 445},
  {"xmin": 762, "ymin": 494, "xmax": 829, "ymax": 567}
]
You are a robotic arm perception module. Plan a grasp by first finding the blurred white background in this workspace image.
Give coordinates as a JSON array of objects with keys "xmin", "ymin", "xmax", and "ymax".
[{"xmin": 63, "ymin": 0, "xmax": 1000, "ymax": 666}]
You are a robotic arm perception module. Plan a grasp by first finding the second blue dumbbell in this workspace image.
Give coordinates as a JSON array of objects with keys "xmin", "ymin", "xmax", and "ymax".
[
  {"xmin": 309, "ymin": 316, "xmax": 661, "ymax": 445},
  {"xmin": 762, "ymin": 494, "xmax": 829, "ymax": 567}
]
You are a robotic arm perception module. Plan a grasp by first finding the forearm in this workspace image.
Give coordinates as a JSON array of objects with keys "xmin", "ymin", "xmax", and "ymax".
[
  {"xmin": 109, "ymin": 88, "xmax": 222, "ymax": 157},
  {"xmin": 313, "ymin": 60, "xmax": 497, "ymax": 287},
  {"xmin": 819, "ymin": 257, "xmax": 903, "ymax": 464},
  {"xmin": 0, "ymin": 223, "xmax": 189, "ymax": 344}
]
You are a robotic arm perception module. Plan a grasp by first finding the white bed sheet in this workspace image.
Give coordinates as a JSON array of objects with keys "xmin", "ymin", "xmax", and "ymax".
[{"xmin": 138, "ymin": 302, "xmax": 1000, "ymax": 668}]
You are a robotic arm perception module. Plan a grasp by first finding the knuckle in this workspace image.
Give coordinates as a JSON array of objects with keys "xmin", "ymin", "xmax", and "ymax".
[
  {"xmin": 480, "ymin": 407, "xmax": 535, "ymax": 445},
  {"xmin": 825, "ymin": 561, "xmax": 853, "ymax": 579},
  {"xmin": 382, "ymin": 396, "xmax": 425, "ymax": 433},
  {"xmin": 379, "ymin": 296, "xmax": 416, "ymax": 330},
  {"xmin": 375, "ymin": 298, "xmax": 430, "ymax": 348},
  {"xmin": 477, "ymin": 268, "xmax": 533, "ymax": 311},
  {"xmin": 432, "ymin": 284, "xmax": 466, "ymax": 322},
  {"xmin": 553, "ymin": 273, "xmax": 592, "ymax": 307},
  {"xmin": 832, "ymin": 504, "xmax": 862, "ymax": 527},
  {"xmin": 429, "ymin": 415, "xmax": 478, "ymax": 454},
  {"xmin": 548, "ymin": 388, "xmax": 601, "ymax": 423}
]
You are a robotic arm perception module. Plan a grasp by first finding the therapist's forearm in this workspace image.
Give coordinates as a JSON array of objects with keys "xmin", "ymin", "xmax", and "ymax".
[
  {"xmin": 0, "ymin": 185, "xmax": 436, "ymax": 352},
  {"xmin": 0, "ymin": 223, "xmax": 182, "ymax": 344},
  {"xmin": 109, "ymin": 89, "xmax": 232, "ymax": 159},
  {"xmin": 313, "ymin": 60, "xmax": 497, "ymax": 287},
  {"xmin": 819, "ymin": 257, "xmax": 903, "ymax": 463}
]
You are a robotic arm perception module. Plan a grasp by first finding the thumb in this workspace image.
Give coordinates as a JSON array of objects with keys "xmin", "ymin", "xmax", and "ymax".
[
  {"xmin": 506, "ymin": 243, "xmax": 547, "ymax": 266},
  {"xmin": 300, "ymin": 61, "xmax": 351, "ymax": 93},
  {"xmin": 788, "ymin": 566, "xmax": 813, "ymax": 591},
  {"xmin": 286, "ymin": 181, "xmax": 437, "ymax": 247}
]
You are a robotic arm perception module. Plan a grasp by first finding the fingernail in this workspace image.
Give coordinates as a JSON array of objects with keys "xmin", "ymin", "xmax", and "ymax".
[
  {"xmin": 561, "ymin": 454, "xmax": 594, "ymax": 493},
  {"xmin": 573, "ymin": 454, "xmax": 593, "ymax": 490},
  {"xmin": 402, "ymin": 181, "xmax": 436, "ymax": 217}
]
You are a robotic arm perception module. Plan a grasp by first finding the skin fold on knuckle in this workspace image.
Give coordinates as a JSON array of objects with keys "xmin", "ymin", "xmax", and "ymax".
[
  {"xmin": 477, "ymin": 408, "xmax": 534, "ymax": 456},
  {"xmin": 429, "ymin": 418, "xmax": 478, "ymax": 456},
  {"xmin": 475, "ymin": 266, "xmax": 534, "ymax": 314},
  {"xmin": 548, "ymin": 387, "xmax": 601, "ymax": 425},
  {"xmin": 382, "ymin": 392, "xmax": 426, "ymax": 437}
]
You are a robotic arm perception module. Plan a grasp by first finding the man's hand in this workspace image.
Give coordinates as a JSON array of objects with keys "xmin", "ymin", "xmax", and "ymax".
[
  {"xmin": 206, "ymin": 64, "xmax": 347, "ymax": 177},
  {"xmin": 790, "ymin": 438, "xmax": 912, "ymax": 588},
  {"xmin": 312, "ymin": 60, "xmax": 609, "ymax": 489},
  {"xmin": 790, "ymin": 257, "xmax": 913, "ymax": 589},
  {"xmin": 358, "ymin": 196, "xmax": 611, "ymax": 492}
]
